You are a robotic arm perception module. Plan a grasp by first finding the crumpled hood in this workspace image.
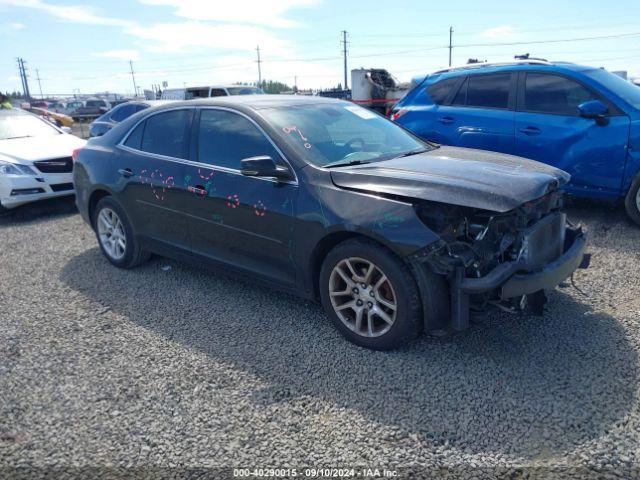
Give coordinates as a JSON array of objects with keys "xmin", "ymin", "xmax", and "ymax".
[
  {"xmin": 329, "ymin": 146, "xmax": 570, "ymax": 213},
  {"xmin": 0, "ymin": 134, "xmax": 85, "ymax": 165}
]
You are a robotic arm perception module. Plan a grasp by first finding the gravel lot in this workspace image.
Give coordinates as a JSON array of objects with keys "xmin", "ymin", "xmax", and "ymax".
[{"xmin": 1, "ymin": 196, "xmax": 639, "ymax": 479}]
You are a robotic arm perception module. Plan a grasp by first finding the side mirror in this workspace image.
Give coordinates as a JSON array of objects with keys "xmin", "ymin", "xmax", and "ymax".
[
  {"xmin": 61, "ymin": 126, "xmax": 72, "ymax": 134},
  {"xmin": 578, "ymin": 100, "xmax": 609, "ymax": 126},
  {"xmin": 241, "ymin": 156, "xmax": 293, "ymax": 181}
]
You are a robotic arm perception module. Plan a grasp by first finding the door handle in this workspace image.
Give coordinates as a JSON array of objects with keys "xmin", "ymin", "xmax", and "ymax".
[
  {"xmin": 519, "ymin": 126, "xmax": 541, "ymax": 136},
  {"xmin": 438, "ymin": 116, "xmax": 454, "ymax": 124},
  {"xmin": 188, "ymin": 185, "xmax": 208, "ymax": 196},
  {"xmin": 118, "ymin": 168, "xmax": 134, "ymax": 178}
]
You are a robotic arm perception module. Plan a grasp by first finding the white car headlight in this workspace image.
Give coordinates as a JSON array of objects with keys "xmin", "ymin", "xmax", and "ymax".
[{"xmin": 0, "ymin": 160, "xmax": 36, "ymax": 176}]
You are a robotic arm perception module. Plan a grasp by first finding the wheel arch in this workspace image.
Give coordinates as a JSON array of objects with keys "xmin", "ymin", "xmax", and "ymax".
[
  {"xmin": 88, "ymin": 188, "xmax": 112, "ymax": 228},
  {"xmin": 308, "ymin": 230, "xmax": 410, "ymax": 301}
]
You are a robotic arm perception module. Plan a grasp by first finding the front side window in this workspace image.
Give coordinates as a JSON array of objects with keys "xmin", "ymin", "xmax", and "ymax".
[
  {"xmin": 197, "ymin": 109, "xmax": 280, "ymax": 169},
  {"xmin": 262, "ymin": 103, "xmax": 430, "ymax": 167},
  {"xmin": 466, "ymin": 73, "xmax": 511, "ymax": 109},
  {"xmin": 210, "ymin": 89, "xmax": 227, "ymax": 97},
  {"xmin": 131, "ymin": 109, "xmax": 192, "ymax": 159},
  {"xmin": 524, "ymin": 73, "xmax": 600, "ymax": 116}
]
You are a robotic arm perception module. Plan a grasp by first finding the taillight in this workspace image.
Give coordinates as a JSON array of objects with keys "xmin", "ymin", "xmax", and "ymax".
[
  {"xmin": 72, "ymin": 148, "xmax": 82, "ymax": 162},
  {"xmin": 390, "ymin": 108, "xmax": 408, "ymax": 122}
]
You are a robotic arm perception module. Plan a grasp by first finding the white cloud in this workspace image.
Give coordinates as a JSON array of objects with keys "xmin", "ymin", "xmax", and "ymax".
[
  {"xmin": 125, "ymin": 22, "xmax": 291, "ymax": 55},
  {"xmin": 0, "ymin": 0, "xmax": 133, "ymax": 27},
  {"xmin": 8, "ymin": 22, "xmax": 25, "ymax": 29},
  {"xmin": 138, "ymin": 0, "xmax": 319, "ymax": 28},
  {"xmin": 481, "ymin": 25, "xmax": 517, "ymax": 39},
  {"xmin": 93, "ymin": 49, "xmax": 140, "ymax": 61}
]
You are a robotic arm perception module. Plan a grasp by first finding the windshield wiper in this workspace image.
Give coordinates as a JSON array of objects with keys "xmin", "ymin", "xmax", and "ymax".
[
  {"xmin": 3, "ymin": 135, "xmax": 32, "ymax": 140},
  {"xmin": 394, "ymin": 148, "xmax": 428, "ymax": 159},
  {"xmin": 324, "ymin": 159, "xmax": 373, "ymax": 168}
]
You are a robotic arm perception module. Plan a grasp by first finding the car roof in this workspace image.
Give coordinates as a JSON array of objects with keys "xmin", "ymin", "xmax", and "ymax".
[
  {"xmin": 159, "ymin": 94, "xmax": 346, "ymax": 111},
  {"xmin": 429, "ymin": 61, "xmax": 599, "ymax": 80}
]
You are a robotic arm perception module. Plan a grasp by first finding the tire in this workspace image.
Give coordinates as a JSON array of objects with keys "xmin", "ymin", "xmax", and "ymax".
[
  {"xmin": 93, "ymin": 196, "xmax": 150, "ymax": 269},
  {"xmin": 624, "ymin": 174, "xmax": 640, "ymax": 227},
  {"xmin": 319, "ymin": 238, "xmax": 423, "ymax": 350}
]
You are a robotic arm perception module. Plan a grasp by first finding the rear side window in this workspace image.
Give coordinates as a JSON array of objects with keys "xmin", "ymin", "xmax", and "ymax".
[
  {"xmin": 426, "ymin": 77, "xmax": 460, "ymax": 105},
  {"xmin": 139, "ymin": 109, "xmax": 192, "ymax": 159},
  {"xmin": 523, "ymin": 73, "xmax": 599, "ymax": 116},
  {"xmin": 466, "ymin": 73, "xmax": 511, "ymax": 109},
  {"xmin": 197, "ymin": 109, "xmax": 279, "ymax": 169},
  {"xmin": 124, "ymin": 121, "xmax": 144, "ymax": 149}
]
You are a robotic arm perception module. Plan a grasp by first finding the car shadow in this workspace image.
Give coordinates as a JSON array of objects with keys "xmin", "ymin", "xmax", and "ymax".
[
  {"xmin": 0, "ymin": 196, "xmax": 77, "ymax": 228},
  {"xmin": 60, "ymin": 248, "xmax": 638, "ymax": 459}
]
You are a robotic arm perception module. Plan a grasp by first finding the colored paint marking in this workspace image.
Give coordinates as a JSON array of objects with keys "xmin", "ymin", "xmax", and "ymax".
[
  {"xmin": 253, "ymin": 200, "xmax": 266, "ymax": 217},
  {"xmin": 374, "ymin": 213, "xmax": 405, "ymax": 229},
  {"xmin": 283, "ymin": 125, "xmax": 312, "ymax": 149},
  {"xmin": 211, "ymin": 214, "xmax": 224, "ymax": 224},
  {"xmin": 226, "ymin": 194, "xmax": 240, "ymax": 209}
]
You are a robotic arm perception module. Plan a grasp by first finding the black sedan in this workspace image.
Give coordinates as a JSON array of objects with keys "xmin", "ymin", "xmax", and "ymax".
[
  {"xmin": 73, "ymin": 96, "xmax": 586, "ymax": 350},
  {"xmin": 89, "ymin": 100, "xmax": 172, "ymax": 138}
]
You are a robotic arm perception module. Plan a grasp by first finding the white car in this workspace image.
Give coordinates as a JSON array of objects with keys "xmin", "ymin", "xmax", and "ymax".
[{"xmin": 0, "ymin": 109, "xmax": 86, "ymax": 211}]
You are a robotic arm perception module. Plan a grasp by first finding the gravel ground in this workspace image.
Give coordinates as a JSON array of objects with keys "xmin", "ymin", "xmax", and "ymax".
[{"xmin": 1, "ymin": 197, "xmax": 639, "ymax": 479}]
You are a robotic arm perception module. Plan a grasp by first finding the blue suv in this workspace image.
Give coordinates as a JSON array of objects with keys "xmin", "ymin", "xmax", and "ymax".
[{"xmin": 392, "ymin": 61, "xmax": 640, "ymax": 224}]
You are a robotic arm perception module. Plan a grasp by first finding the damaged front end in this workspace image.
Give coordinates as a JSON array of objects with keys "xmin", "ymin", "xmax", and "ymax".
[{"xmin": 410, "ymin": 190, "xmax": 588, "ymax": 332}]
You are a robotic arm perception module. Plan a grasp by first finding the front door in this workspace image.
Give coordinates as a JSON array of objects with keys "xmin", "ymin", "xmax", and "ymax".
[
  {"xmin": 514, "ymin": 72, "xmax": 630, "ymax": 197},
  {"xmin": 183, "ymin": 108, "xmax": 297, "ymax": 286}
]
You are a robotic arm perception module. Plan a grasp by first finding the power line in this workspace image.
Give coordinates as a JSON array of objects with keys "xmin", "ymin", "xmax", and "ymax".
[{"xmin": 454, "ymin": 31, "xmax": 640, "ymax": 48}]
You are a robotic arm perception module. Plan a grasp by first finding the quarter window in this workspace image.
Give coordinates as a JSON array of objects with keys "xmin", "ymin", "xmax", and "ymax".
[
  {"xmin": 524, "ymin": 73, "xmax": 599, "ymax": 116},
  {"xmin": 426, "ymin": 77, "xmax": 461, "ymax": 105},
  {"xmin": 466, "ymin": 73, "xmax": 511, "ymax": 109},
  {"xmin": 197, "ymin": 110, "xmax": 280, "ymax": 169},
  {"xmin": 139, "ymin": 109, "xmax": 192, "ymax": 159}
]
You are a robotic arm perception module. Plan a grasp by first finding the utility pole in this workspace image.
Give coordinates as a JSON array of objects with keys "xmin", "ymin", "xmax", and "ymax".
[
  {"xmin": 129, "ymin": 60, "xmax": 138, "ymax": 98},
  {"xmin": 294, "ymin": 75, "xmax": 298, "ymax": 93},
  {"xmin": 16, "ymin": 58, "xmax": 31, "ymax": 100},
  {"xmin": 36, "ymin": 69, "xmax": 43, "ymax": 99},
  {"xmin": 256, "ymin": 45, "xmax": 262, "ymax": 87},
  {"xmin": 341, "ymin": 30, "xmax": 348, "ymax": 90},
  {"xmin": 448, "ymin": 26, "xmax": 454, "ymax": 67}
]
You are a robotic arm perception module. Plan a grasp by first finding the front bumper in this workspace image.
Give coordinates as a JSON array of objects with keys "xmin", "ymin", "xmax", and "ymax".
[
  {"xmin": 0, "ymin": 173, "xmax": 74, "ymax": 209},
  {"xmin": 458, "ymin": 227, "xmax": 586, "ymax": 298},
  {"xmin": 449, "ymin": 226, "xmax": 586, "ymax": 331}
]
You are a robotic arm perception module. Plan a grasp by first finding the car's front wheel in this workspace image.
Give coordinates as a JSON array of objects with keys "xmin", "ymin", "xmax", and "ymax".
[
  {"xmin": 319, "ymin": 239, "xmax": 424, "ymax": 350},
  {"xmin": 625, "ymin": 174, "xmax": 640, "ymax": 227},
  {"xmin": 93, "ymin": 196, "xmax": 150, "ymax": 268}
]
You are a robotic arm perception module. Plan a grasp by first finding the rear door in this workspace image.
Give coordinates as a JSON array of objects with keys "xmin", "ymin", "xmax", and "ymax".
[
  {"xmin": 514, "ymin": 71, "xmax": 630, "ymax": 196},
  {"xmin": 183, "ymin": 107, "xmax": 297, "ymax": 286},
  {"xmin": 115, "ymin": 108, "xmax": 194, "ymax": 251},
  {"xmin": 440, "ymin": 72, "xmax": 516, "ymax": 154}
]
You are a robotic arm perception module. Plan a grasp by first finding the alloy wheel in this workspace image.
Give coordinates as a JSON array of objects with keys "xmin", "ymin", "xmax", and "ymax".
[
  {"xmin": 328, "ymin": 257, "xmax": 397, "ymax": 337},
  {"xmin": 97, "ymin": 207, "xmax": 126, "ymax": 260}
]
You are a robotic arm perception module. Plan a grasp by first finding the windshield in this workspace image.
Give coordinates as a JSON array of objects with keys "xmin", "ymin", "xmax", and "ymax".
[
  {"xmin": 86, "ymin": 100, "xmax": 105, "ymax": 107},
  {"xmin": 0, "ymin": 114, "xmax": 61, "ymax": 140},
  {"xmin": 583, "ymin": 68, "xmax": 640, "ymax": 110},
  {"xmin": 262, "ymin": 103, "xmax": 430, "ymax": 167},
  {"xmin": 227, "ymin": 87, "xmax": 264, "ymax": 95}
]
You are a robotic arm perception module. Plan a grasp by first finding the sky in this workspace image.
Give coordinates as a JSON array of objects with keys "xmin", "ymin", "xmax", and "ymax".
[{"xmin": 1, "ymin": 0, "xmax": 640, "ymax": 97}]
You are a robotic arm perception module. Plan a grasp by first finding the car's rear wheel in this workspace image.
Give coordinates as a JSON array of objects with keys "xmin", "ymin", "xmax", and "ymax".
[
  {"xmin": 319, "ymin": 239, "xmax": 423, "ymax": 350},
  {"xmin": 624, "ymin": 174, "xmax": 640, "ymax": 227},
  {"xmin": 93, "ymin": 196, "xmax": 150, "ymax": 268}
]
